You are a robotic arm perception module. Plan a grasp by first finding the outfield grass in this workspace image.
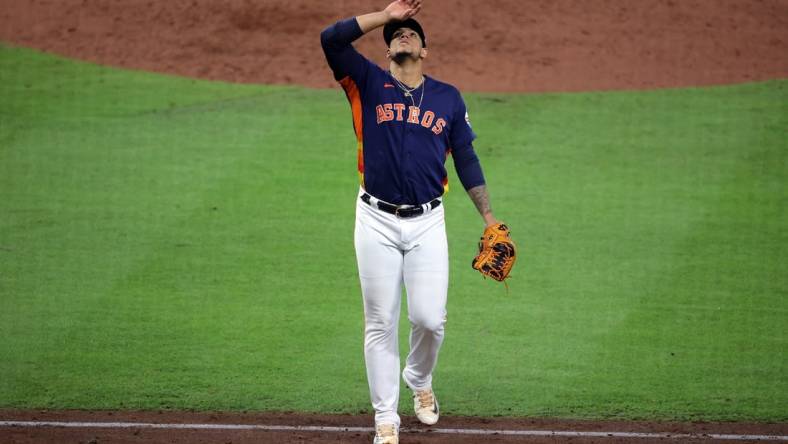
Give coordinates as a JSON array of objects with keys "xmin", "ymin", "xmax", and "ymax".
[{"xmin": 0, "ymin": 45, "xmax": 786, "ymax": 421}]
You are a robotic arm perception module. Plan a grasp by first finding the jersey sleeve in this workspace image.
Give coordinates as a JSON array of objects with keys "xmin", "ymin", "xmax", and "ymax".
[
  {"xmin": 449, "ymin": 92, "xmax": 477, "ymax": 149},
  {"xmin": 320, "ymin": 17, "xmax": 374, "ymax": 89},
  {"xmin": 452, "ymin": 142, "xmax": 486, "ymax": 190}
]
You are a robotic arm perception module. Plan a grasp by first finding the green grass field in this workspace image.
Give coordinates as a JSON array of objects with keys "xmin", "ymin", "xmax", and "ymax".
[{"xmin": 1, "ymin": 44, "xmax": 786, "ymax": 421}]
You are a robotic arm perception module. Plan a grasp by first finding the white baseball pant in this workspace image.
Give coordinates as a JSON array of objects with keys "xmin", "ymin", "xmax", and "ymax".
[{"xmin": 354, "ymin": 187, "xmax": 449, "ymax": 428}]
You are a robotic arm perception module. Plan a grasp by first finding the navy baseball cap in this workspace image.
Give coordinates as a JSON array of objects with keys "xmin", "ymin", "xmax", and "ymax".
[{"xmin": 383, "ymin": 18, "xmax": 426, "ymax": 47}]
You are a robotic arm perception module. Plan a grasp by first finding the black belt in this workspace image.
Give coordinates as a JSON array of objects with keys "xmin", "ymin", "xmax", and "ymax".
[{"xmin": 360, "ymin": 193, "xmax": 441, "ymax": 218}]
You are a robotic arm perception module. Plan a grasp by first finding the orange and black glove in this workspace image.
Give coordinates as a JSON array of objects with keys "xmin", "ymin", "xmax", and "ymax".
[{"xmin": 471, "ymin": 223, "xmax": 516, "ymax": 282}]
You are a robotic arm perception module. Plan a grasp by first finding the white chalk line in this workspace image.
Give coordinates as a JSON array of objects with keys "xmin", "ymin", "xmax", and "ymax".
[{"xmin": 0, "ymin": 420, "xmax": 786, "ymax": 441}]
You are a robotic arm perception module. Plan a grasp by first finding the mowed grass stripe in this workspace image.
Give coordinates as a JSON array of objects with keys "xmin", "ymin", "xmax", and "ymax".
[{"xmin": 0, "ymin": 45, "xmax": 786, "ymax": 420}]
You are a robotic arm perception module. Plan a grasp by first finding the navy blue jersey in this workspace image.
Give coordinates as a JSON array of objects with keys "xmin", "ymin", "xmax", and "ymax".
[{"xmin": 321, "ymin": 18, "xmax": 482, "ymax": 205}]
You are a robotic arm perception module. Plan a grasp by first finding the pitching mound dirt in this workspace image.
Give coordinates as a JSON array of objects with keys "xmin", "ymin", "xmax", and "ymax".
[{"xmin": 1, "ymin": 0, "xmax": 786, "ymax": 92}]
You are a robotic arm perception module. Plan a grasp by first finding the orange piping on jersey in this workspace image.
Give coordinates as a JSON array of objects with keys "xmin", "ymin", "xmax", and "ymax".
[
  {"xmin": 443, "ymin": 148, "xmax": 452, "ymax": 193},
  {"xmin": 339, "ymin": 76, "xmax": 365, "ymax": 186}
]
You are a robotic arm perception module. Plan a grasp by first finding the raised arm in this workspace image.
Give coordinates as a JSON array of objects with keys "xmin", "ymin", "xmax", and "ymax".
[
  {"xmin": 321, "ymin": 0, "xmax": 421, "ymax": 48},
  {"xmin": 356, "ymin": 0, "xmax": 422, "ymax": 33},
  {"xmin": 320, "ymin": 0, "xmax": 421, "ymax": 81}
]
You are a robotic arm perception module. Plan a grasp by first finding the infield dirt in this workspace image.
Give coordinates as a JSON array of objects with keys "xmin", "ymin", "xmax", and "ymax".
[{"xmin": 1, "ymin": 0, "xmax": 786, "ymax": 92}]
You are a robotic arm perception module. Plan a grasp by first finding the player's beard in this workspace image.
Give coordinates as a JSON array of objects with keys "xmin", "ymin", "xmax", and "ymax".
[{"xmin": 391, "ymin": 49, "xmax": 418, "ymax": 65}]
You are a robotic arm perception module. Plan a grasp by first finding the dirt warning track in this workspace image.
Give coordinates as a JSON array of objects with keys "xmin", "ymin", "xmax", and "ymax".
[
  {"xmin": 2, "ymin": 410, "xmax": 787, "ymax": 443},
  {"xmin": 0, "ymin": 1, "xmax": 786, "ymax": 443}
]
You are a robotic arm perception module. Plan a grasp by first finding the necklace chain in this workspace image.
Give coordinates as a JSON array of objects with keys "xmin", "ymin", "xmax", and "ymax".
[
  {"xmin": 392, "ymin": 75, "xmax": 425, "ymax": 110},
  {"xmin": 393, "ymin": 76, "xmax": 419, "ymax": 93}
]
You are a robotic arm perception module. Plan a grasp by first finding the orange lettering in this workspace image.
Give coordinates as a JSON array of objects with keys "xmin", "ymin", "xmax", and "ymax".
[
  {"xmin": 407, "ymin": 106, "xmax": 420, "ymax": 124},
  {"xmin": 432, "ymin": 118, "xmax": 446, "ymax": 135},
  {"xmin": 393, "ymin": 103, "xmax": 406, "ymax": 121},
  {"xmin": 383, "ymin": 103, "xmax": 394, "ymax": 122},
  {"xmin": 377, "ymin": 104, "xmax": 395, "ymax": 123},
  {"xmin": 421, "ymin": 111, "xmax": 435, "ymax": 128}
]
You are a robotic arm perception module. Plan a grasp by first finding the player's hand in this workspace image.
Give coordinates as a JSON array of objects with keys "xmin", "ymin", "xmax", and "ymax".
[{"xmin": 384, "ymin": 0, "xmax": 422, "ymax": 22}]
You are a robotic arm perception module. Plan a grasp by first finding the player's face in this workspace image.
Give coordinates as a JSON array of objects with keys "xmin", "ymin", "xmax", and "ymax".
[{"xmin": 388, "ymin": 27, "xmax": 426, "ymax": 61}]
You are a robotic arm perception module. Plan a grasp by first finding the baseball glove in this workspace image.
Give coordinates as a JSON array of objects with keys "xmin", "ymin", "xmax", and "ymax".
[{"xmin": 472, "ymin": 223, "xmax": 516, "ymax": 282}]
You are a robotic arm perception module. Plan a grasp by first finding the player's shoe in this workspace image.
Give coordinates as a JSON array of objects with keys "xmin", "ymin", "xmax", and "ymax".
[
  {"xmin": 412, "ymin": 388, "xmax": 439, "ymax": 425},
  {"xmin": 373, "ymin": 423, "xmax": 398, "ymax": 444}
]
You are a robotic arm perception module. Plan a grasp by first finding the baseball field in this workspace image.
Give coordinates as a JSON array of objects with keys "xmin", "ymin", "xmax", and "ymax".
[{"xmin": 1, "ymin": 1, "xmax": 787, "ymax": 443}]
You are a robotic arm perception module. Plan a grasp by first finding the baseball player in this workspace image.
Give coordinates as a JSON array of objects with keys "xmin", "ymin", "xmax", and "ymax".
[{"xmin": 321, "ymin": 1, "xmax": 500, "ymax": 443}]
